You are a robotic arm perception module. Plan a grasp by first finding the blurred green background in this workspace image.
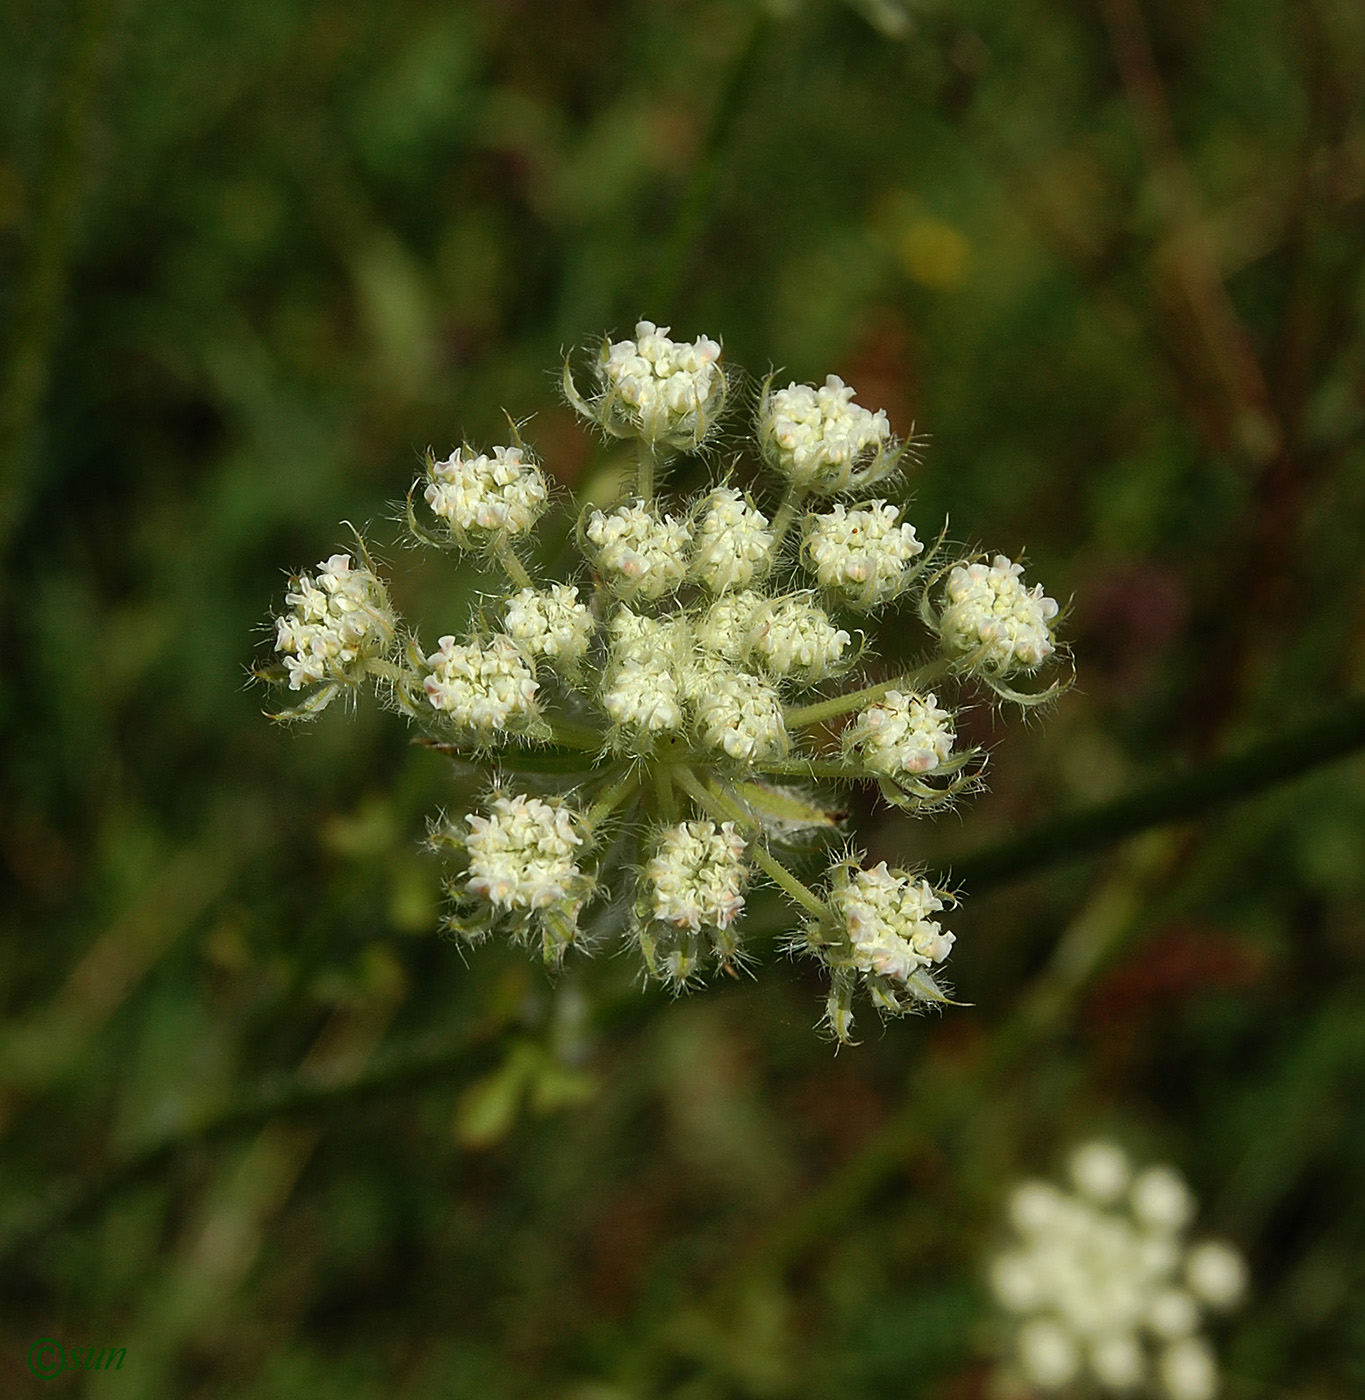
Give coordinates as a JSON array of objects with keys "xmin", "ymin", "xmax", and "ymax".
[{"xmin": 2, "ymin": 0, "xmax": 1364, "ymax": 1395}]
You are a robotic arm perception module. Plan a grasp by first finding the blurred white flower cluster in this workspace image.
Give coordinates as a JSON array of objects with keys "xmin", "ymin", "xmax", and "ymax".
[
  {"xmin": 991, "ymin": 1141, "xmax": 1247, "ymax": 1400},
  {"xmin": 261, "ymin": 321, "xmax": 1070, "ymax": 1040}
]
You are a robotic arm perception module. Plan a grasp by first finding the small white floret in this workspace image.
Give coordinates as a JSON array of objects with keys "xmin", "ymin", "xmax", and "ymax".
[
  {"xmin": 1148, "ymin": 1289, "xmax": 1199, "ymax": 1340},
  {"xmin": 686, "ymin": 659, "xmax": 788, "ymax": 763},
  {"xmin": 585, "ymin": 500, "xmax": 691, "ymax": 600},
  {"xmin": 802, "ymin": 501, "xmax": 923, "ymax": 608},
  {"xmin": 938, "ymin": 555, "xmax": 1059, "ymax": 675},
  {"xmin": 1158, "ymin": 1337, "xmax": 1218, "ymax": 1400},
  {"xmin": 274, "ymin": 552, "xmax": 395, "ymax": 695},
  {"xmin": 1131, "ymin": 1167, "xmax": 1196, "ymax": 1233},
  {"xmin": 422, "ymin": 444, "xmax": 547, "ymax": 543},
  {"xmin": 689, "ymin": 487, "xmax": 774, "ymax": 593},
  {"xmin": 423, "ymin": 634, "xmax": 540, "ymax": 732},
  {"xmin": 1070, "ymin": 1141, "xmax": 1133, "ymax": 1204},
  {"xmin": 828, "ymin": 862, "xmax": 954, "ymax": 982},
  {"xmin": 644, "ymin": 821, "xmax": 749, "ymax": 933},
  {"xmin": 750, "ymin": 594, "xmax": 850, "ymax": 682},
  {"xmin": 841, "ymin": 690, "xmax": 954, "ymax": 777},
  {"xmin": 1090, "ymin": 1332, "xmax": 1146, "ymax": 1389},
  {"xmin": 1018, "ymin": 1318, "xmax": 1081, "ymax": 1389},
  {"xmin": 503, "ymin": 585, "xmax": 595, "ymax": 667},
  {"xmin": 1184, "ymin": 1241, "xmax": 1247, "ymax": 1309},
  {"xmin": 693, "ymin": 591, "xmax": 764, "ymax": 657},
  {"xmin": 463, "ymin": 793, "xmax": 590, "ymax": 919},
  {"xmin": 573, "ymin": 320, "xmax": 726, "ymax": 450},
  {"xmin": 758, "ymin": 374, "xmax": 894, "ymax": 493},
  {"xmin": 601, "ymin": 610, "xmax": 686, "ymax": 736}
]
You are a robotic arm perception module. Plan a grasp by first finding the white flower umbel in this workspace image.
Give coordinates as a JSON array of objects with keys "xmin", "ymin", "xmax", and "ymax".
[
  {"xmin": 693, "ymin": 591, "xmax": 764, "ymax": 658},
  {"xmin": 989, "ymin": 1141, "xmax": 1247, "ymax": 1400},
  {"xmin": 423, "ymin": 633, "xmax": 540, "ymax": 736},
  {"xmin": 447, "ymin": 793, "xmax": 594, "ymax": 963},
  {"xmin": 271, "ymin": 551, "xmax": 397, "ymax": 716},
  {"xmin": 797, "ymin": 860, "xmax": 955, "ymax": 1041},
  {"xmin": 802, "ymin": 501, "xmax": 924, "ymax": 609},
  {"xmin": 749, "ymin": 594, "xmax": 851, "ymax": 683},
  {"xmin": 686, "ymin": 659, "xmax": 788, "ymax": 764},
  {"xmin": 503, "ymin": 585, "xmax": 595, "ymax": 670},
  {"xmin": 565, "ymin": 320, "xmax": 727, "ymax": 453},
  {"xmin": 645, "ymin": 821, "xmax": 748, "ymax": 933},
  {"xmin": 584, "ymin": 500, "xmax": 691, "ymax": 601},
  {"xmin": 636, "ymin": 820, "xmax": 750, "ymax": 988},
  {"xmin": 262, "ymin": 323, "xmax": 1070, "ymax": 1042},
  {"xmin": 418, "ymin": 443, "xmax": 548, "ymax": 547},
  {"xmin": 601, "ymin": 610, "xmax": 686, "ymax": 741},
  {"xmin": 936, "ymin": 554, "xmax": 1059, "ymax": 676},
  {"xmin": 758, "ymin": 374, "xmax": 898, "ymax": 494},
  {"xmin": 689, "ymin": 487, "xmax": 774, "ymax": 593},
  {"xmin": 842, "ymin": 689, "xmax": 954, "ymax": 777}
]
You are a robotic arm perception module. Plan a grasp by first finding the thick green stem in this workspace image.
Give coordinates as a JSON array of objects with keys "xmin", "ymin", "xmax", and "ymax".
[
  {"xmin": 635, "ymin": 439, "xmax": 657, "ymax": 502},
  {"xmin": 947, "ymin": 693, "xmax": 1365, "ymax": 892},
  {"xmin": 749, "ymin": 757, "xmax": 866, "ymax": 781},
  {"xmin": 672, "ymin": 767, "xmax": 829, "ymax": 920},
  {"xmin": 585, "ymin": 766, "xmax": 643, "ymax": 830},
  {"xmin": 784, "ymin": 658, "xmax": 953, "ymax": 730},
  {"xmin": 494, "ymin": 539, "xmax": 534, "ymax": 592},
  {"xmin": 767, "ymin": 483, "xmax": 809, "ymax": 555},
  {"xmin": 544, "ymin": 718, "xmax": 606, "ymax": 751}
]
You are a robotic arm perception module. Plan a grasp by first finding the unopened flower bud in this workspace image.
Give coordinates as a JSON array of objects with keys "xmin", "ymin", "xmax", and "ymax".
[
  {"xmin": 565, "ymin": 320, "xmax": 727, "ymax": 452},
  {"xmin": 419, "ymin": 443, "xmax": 548, "ymax": 547},
  {"xmin": 584, "ymin": 500, "xmax": 690, "ymax": 601},
  {"xmin": 273, "ymin": 551, "xmax": 396, "ymax": 710},
  {"xmin": 758, "ymin": 374, "xmax": 897, "ymax": 494},
  {"xmin": 689, "ymin": 487, "xmax": 774, "ymax": 593},
  {"xmin": 423, "ymin": 633, "xmax": 540, "ymax": 735},
  {"xmin": 802, "ymin": 501, "xmax": 923, "ymax": 608},
  {"xmin": 937, "ymin": 554, "xmax": 1059, "ymax": 675}
]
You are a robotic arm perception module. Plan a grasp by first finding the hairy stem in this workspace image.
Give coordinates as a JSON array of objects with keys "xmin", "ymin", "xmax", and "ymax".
[
  {"xmin": 635, "ymin": 439, "xmax": 657, "ymax": 502},
  {"xmin": 494, "ymin": 539, "xmax": 534, "ymax": 592},
  {"xmin": 673, "ymin": 766, "xmax": 829, "ymax": 920},
  {"xmin": 767, "ymin": 482, "xmax": 809, "ymax": 555},
  {"xmin": 784, "ymin": 658, "xmax": 953, "ymax": 730},
  {"xmin": 585, "ymin": 765, "xmax": 644, "ymax": 830}
]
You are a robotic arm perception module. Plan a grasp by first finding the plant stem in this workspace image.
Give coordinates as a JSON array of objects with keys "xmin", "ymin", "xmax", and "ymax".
[
  {"xmin": 946, "ymin": 694, "xmax": 1365, "ymax": 892},
  {"xmin": 586, "ymin": 765, "xmax": 643, "ymax": 829},
  {"xmin": 672, "ymin": 766, "xmax": 829, "ymax": 920},
  {"xmin": 749, "ymin": 757, "xmax": 865, "ymax": 780},
  {"xmin": 635, "ymin": 439, "xmax": 656, "ymax": 502},
  {"xmin": 654, "ymin": 763, "xmax": 677, "ymax": 823},
  {"xmin": 768, "ymin": 482, "xmax": 808, "ymax": 554},
  {"xmin": 784, "ymin": 658, "xmax": 953, "ymax": 730},
  {"xmin": 544, "ymin": 718, "xmax": 606, "ymax": 750},
  {"xmin": 494, "ymin": 539, "xmax": 534, "ymax": 591}
]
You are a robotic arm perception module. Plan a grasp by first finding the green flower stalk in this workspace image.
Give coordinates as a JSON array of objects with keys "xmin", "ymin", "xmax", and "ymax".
[{"xmin": 257, "ymin": 321, "xmax": 1072, "ymax": 1042}]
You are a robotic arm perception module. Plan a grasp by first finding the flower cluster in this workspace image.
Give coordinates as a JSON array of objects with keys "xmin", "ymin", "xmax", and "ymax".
[
  {"xmin": 260, "ymin": 323, "xmax": 1069, "ymax": 1041},
  {"xmin": 271, "ymin": 548, "xmax": 397, "ymax": 714},
  {"xmin": 991, "ymin": 1142, "xmax": 1247, "ymax": 1400}
]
